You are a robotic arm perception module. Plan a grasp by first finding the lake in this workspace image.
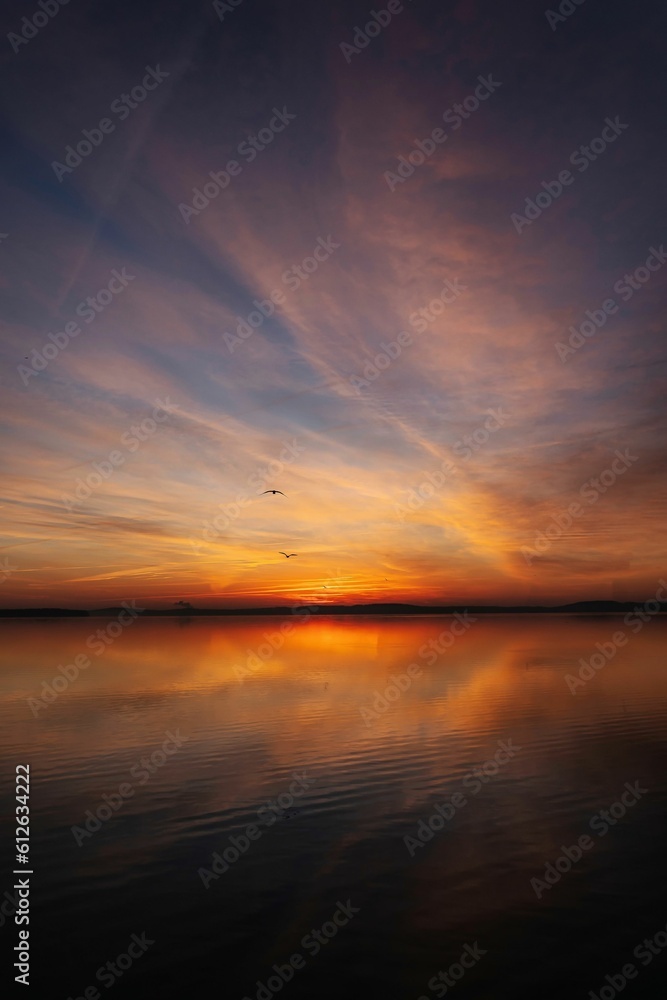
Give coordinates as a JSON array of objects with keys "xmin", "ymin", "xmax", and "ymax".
[{"xmin": 2, "ymin": 614, "xmax": 667, "ymax": 998}]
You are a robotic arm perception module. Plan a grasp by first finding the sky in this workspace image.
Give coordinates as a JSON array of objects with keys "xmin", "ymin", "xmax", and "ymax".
[{"xmin": 0, "ymin": 0, "xmax": 665, "ymax": 609}]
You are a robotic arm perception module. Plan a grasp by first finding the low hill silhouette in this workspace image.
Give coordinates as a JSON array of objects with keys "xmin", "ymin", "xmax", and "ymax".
[{"xmin": 0, "ymin": 600, "xmax": 665, "ymax": 618}]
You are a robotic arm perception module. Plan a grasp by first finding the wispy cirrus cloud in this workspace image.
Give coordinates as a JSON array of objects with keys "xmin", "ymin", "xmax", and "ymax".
[{"xmin": 0, "ymin": 0, "xmax": 665, "ymax": 606}]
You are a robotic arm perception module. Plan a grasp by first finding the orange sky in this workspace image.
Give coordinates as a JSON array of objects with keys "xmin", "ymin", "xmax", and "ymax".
[{"xmin": 0, "ymin": 0, "xmax": 665, "ymax": 608}]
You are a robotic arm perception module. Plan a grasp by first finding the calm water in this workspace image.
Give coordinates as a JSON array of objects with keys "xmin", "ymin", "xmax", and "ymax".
[{"xmin": 2, "ymin": 615, "xmax": 667, "ymax": 998}]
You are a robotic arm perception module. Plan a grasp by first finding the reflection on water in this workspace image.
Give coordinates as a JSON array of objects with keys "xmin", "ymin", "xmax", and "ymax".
[{"xmin": 1, "ymin": 615, "xmax": 667, "ymax": 998}]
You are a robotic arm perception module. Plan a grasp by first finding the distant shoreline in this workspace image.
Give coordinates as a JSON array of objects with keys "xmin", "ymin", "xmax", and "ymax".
[{"xmin": 0, "ymin": 600, "xmax": 666, "ymax": 619}]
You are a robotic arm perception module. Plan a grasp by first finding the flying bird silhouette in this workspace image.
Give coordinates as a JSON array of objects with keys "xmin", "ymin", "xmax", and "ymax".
[
  {"xmin": 279, "ymin": 551, "xmax": 298, "ymax": 558},
  {"xmin": 262, "ymin": 490, "xmax": 286, "ymax": 496}
]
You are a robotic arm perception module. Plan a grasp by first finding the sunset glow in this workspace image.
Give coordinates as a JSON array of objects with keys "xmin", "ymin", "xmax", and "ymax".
[{"xmin": 1, "ymin": 1, "xmax": 665, "ymax": 609}]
